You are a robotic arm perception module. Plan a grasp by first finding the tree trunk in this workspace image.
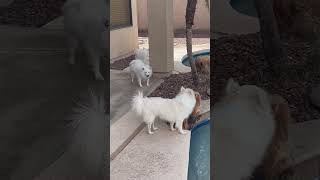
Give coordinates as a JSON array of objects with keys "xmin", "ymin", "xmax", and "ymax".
[
  {"xmin": 186, "ymin": 0, "xmax": 199, "ymax": 86},
  {"xmin": 254, "ymin": 0, "xmax": 287, "ymax": 76}
]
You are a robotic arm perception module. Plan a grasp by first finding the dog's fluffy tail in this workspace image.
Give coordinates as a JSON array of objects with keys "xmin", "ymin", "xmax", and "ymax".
[
  {"xmin": 135, "ymin": 48, "xmax": 148, "ymax": 61},
  {"xmin": 132, "ymin": 91, "xmax": 144, "ymax": 115}
]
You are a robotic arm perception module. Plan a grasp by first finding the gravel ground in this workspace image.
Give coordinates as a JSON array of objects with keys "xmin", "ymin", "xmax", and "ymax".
[
  {"xmin": 0, "ymin": 0, "xmax": 65, "ymax": 27},
  {"xmin": 110, "ymin": 55, "xmax": 135, "ymax": 70},
  {"xmin": 211, "ymin": 33, "xmax": 320, "ymax": 122},
  {"xmin": 150, "ymin": 73, "xmax": 210, "ymax": 100}
]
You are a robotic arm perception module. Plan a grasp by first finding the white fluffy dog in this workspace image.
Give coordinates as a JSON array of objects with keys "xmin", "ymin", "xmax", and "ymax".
[
  {"xmin": 212, "ymin": 78, "xmax": 275, "ymax": 180},
  {"xmin": 131, "ymin": 86, "xmax": 196, "ymax": 135},
  {"xmin": 62, "ymin": 0, "xmax": 107, "ymax": 80},
  {"xmin": 129, "ymin": 59, "xmax": 152, "ymax": 87}
]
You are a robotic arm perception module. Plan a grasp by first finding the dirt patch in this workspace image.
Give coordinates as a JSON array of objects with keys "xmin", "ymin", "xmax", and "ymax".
[{"xmin": 211, "ymin": 33, "xmax": 320, "ymax": 122}]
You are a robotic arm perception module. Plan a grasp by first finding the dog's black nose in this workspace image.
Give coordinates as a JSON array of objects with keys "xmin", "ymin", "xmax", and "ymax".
[{"xmin": 146, "ymin": 75, "xmax": 150, "ymax": 77}]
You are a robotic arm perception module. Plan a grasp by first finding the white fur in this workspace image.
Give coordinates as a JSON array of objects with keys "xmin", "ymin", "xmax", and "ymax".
[
  {"xmin": 10, "ymin": 85, "xmax": 106, "ymax": 179},
  {"xmin": 131, "ymin": 86, "xmax": 196, "ymax": 135},
  {"xmin": 212, "ymin": 78, "xmax": 275, "ymax": 180},
  {"xmin": 135, "ymin": 48, "xmax": 149, "ymax": 64},
  {"xmin": 129, "ymin": 59, "xmax": 152, "ymax": 87},
  {"xmin": 62, "ymin": 0, "xmax": 107, "ymax": 80}
]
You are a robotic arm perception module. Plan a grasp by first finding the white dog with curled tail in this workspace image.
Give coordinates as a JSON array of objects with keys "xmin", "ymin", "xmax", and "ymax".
[
  {"xmin": 212, "ymin": 78, "xmax": 275, "ymax": 180},
  {"xmin": 131, "ymin": 86, "xmax": 196, "ymax": 135},
  {"xmin": 62, "ymin": 0, "xmax": 107, "ymax": 80},
  {"xmin": 129, "ymin": 59, "xmax": 152, "ymax": 87}
]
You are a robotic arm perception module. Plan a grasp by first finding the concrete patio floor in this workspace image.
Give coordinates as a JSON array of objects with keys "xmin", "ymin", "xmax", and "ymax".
[{"xmin": 111, "ymin": 122, "xmax": 191, "ymax": 180}]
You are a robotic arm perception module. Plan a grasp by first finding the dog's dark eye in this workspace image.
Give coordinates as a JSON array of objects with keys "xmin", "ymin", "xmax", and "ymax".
[{"xmin": 142, "ymin": 68, "xmax": 144, "ymax": 70}]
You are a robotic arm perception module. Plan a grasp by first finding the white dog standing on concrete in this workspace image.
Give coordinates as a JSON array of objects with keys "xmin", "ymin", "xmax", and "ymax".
[
  {"xmin": 62, "ymin": 0, "xmax": 107, "ymax": 80},
  {"xmin": 131, "ymin": 86, "xmax": 196, "ymax": 135},
  {"xmin": 212, "ymin": 78, "xmax": 275, "ymax": 180},
  {"xmin": 129, "ymin": 59, "xmax": 152, "ymax": 87}
]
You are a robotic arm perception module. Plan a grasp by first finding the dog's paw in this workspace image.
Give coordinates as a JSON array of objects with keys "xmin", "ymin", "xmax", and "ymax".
[
  {"xmin": 179, "ymin": 130, "xmax": 187, "ymax": 135},
  {"xmin": 153, "ymin": 127, "xmax": 159, "ymax": 131},
  {"xmin": 148, "ymin": 131, "xmax": 154, "ymax": 135},
  {"xmin": 94, "ymin": 73, "xmax": 105, "ymax": 81}
]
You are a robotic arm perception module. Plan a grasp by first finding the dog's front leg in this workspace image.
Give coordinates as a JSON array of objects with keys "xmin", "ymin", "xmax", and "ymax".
[
  {"xmin": 130, "ymin": 71, "xmax": 134, "ymax": 83},
  {"xmin": 66, "ymin": 35, "xmax": 78, "ymax": 65},
  {"xmin": 170, "ymin": 122, "xmax": 176, "ymax": 131},
  {"xmin": 137, "ymin": 77, "xmax": 143, "ymax": 87},
  {"xmin": 177, "ymin": 121, "xmax": 187, "ymax": 134},
  {"xmin": 147, "ymin": 78, "xmax": 150, "ymax": 87},
  {"xmin": 152, "ymin": 122, "xmax": 159, "ymax": 131},
  {"xmin": 87, "ymin": 46, "xmax": 104, "ymax": 80},
  {"xmin": 147, "ymin": 123, "xmax": 154, "ymax": 134}
]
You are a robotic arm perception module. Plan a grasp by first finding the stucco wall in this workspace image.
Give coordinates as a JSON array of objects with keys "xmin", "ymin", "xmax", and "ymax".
[
  {"xmin": 137, "ymin": 0, "xmax": 210, "ymax": 33},
  {"xmin": 110, "ymin": 0, "xmax": 139, "ymax": 60}
]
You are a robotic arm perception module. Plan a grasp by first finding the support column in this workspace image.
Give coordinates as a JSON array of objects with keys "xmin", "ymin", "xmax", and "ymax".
[{"xmin": 147, "ymin": 0, "xmax": 174, "ymax": 73}]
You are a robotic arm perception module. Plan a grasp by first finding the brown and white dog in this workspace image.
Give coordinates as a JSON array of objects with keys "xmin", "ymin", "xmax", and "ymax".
[
  {"xmin": 212, "ymin": 78, "xmax": 276, "ymax": 180},
  {"xmin": 262, "ymin": 94, "xmax": 293, "ymax": 179},
  {"xmin": 212, "ymin": 79, "xmax": 293, "ymax": 180},
  {"xmin": 183, "ymin": 91, "xmax": 202, "ymax": 130},
  {"xmin": 195, "ymin": 56, "xmax": 210, "ymax": 74}
]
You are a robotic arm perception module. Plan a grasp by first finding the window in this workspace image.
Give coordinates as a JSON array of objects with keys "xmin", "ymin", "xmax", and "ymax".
[{"xmin": 110, "ymin": 0, "xmax": 133, "ymax": 29}]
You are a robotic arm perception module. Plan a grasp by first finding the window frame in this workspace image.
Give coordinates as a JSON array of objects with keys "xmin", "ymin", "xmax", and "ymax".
[{"xmin": 110, "ymin": 0, "xmax": 133, "ymax": 30}]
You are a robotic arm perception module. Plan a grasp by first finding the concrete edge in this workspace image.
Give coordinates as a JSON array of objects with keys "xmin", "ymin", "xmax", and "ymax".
[
  {"xmin": 110, "ymin": 123, "xmax": 145, "ymax": 161},
  {"xmin": 110, "ymin": 79, "xmax": 164, "ymax": 158}
]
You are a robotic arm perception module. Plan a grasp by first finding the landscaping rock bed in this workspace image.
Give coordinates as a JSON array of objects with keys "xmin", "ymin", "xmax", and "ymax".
[
  {"xmin": 110, "ymin": 55, "xmax": 135, "ymax": 70},
  {"xmin": 150, "ymin": 73, "xmax": 210, "ymax": 100},
  {"xmin": 211, "ymin": 33, "xmax": 320, "ymax": 122},
  {"xmin": 0, "ymin": 0, "xmax": 65, "ymax": 27}
]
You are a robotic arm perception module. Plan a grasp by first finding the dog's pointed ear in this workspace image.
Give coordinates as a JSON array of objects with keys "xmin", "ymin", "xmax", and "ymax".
[
  {"xmin": 188, "ymin": 89, "xmax": 194, "ymax": 95},
  {"xmin": 255, "ymin": 89, "xmax": 272, "ymax": 114},
  {"xmin": 225, "ymin": 78, "xmax": 240, "ymax": 95},
  {"xmin": 181, "ymin": 86, "xmax": 186, "ymax": 91}
]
